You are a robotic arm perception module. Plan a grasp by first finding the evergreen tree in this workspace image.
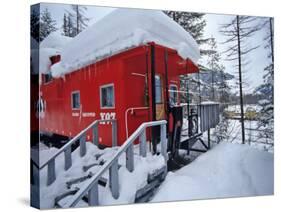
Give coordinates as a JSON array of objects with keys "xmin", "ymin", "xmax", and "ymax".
[
  {"xmin": 255, "ymin": 17, "xmax": 274, "ymax": 142},
  {"xmin": 62, "ymin": 13, "xmax": 68, "ymax": 36},
  {"xmin": 220, "ymin": 16, "xmax": 260, "ymax": 144},
  {"xmin": 31, "ymin": 7, "xmax": 40, "ymax": 42},
  {"xmin": 213, "ymin": 114, "xmax": 230, "ymax": 143},
  {"xmin": 206, "ymin": 37, "xmax": 225, "ymax": 101},
  {"xmin": 218, "ymin": 69, "xmax": 231, "ymax": 104},
  {"xmin": 204, "ymin": 37, "xmax": 231, "ymax": 143},
  {"xmin": 40, "ymin": 8, "xmax": 57, "ymax": 41},
  {"xmin": 164, "ymin": 11, "xmax": 209, "ymax": 52},
  {"xmin": 164, "ymin": 11, "xmax": 211, "ymax": 104}
]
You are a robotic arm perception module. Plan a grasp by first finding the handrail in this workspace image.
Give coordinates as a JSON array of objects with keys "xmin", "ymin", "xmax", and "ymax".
[
  {"xmin": 125, "ymin": 107, "xmax": 149, "ymax": 139},
  {"xmin": 40, "ymin": 119, "xmax": 117, "ymax": 186},
  {"xmin": 64, "ymin": 120, "xmax": 167, "ymax": 207}
]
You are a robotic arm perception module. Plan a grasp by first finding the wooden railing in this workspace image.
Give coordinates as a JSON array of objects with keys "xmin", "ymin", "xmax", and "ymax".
[
  {"xmin": 63, "ymin": 120, "xmax": 167, "ymax": 207},
  {"xmin": 39, "ymin": 119, "xmax": 117, "ymax": 186},
  {"xmin": 199, "ymin": 103, "xmax": 220, "ymax": 132}
]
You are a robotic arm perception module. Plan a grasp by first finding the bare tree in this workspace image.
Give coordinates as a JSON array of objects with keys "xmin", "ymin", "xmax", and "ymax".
[
  {"xmin": 68, "ymin": 5, "xmax": 90, "ymax": 36},
  {"xmin": 220, "ymin": 15, "xmax": 260, "ymax": 144}
]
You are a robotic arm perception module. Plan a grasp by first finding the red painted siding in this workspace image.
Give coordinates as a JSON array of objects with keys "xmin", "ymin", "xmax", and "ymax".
[{"xmin": 38, "ymin": 43, "xmax": 198, "ymax": 147}]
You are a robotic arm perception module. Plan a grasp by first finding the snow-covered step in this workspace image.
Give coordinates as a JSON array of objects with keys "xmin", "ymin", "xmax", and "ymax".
[
  {"xmin": 54, "ymin": 164, "xmax": 167, "ymax": 208},
  {"xmin": 61, "ymin": 121, "xmax": 167, "ymax": 208},
  {"xmin": 135, "ymin": 166, "xmax": 167, "ymax": 203},
  {"xmin": 37, "ymin": 120, "xmax": 168, "ymax": 208}
]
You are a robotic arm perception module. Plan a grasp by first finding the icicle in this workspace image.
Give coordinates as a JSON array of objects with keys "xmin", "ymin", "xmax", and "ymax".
[
  {"xmin": 84, "ymin": 67, "xmax": 86, "ymax": 81},
  {"xmin": 107, "ymin": 57, "xmax": 109, "ymax": 70},
  {"xmin": 62, "ymin": 75, "xmax": 66, "ymax": 82}
]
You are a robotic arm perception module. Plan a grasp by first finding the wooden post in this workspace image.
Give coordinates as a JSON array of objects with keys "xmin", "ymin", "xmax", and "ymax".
[
  {"xmin": 93, "ymin": 123, "xmax": 99, "ymax": 146},
  {"xmin": 88, "ymin": 182, "xmax": 99, "ymax": 206},
  {"xmin": 160, "ymin": 124, "xmax": 167, "ymax": 161},
  {"xmin": 47, "ymin": 159, "xmax": 56, "ymax": 186},
  {"xmin": 64, "ymin": 146, "xmax": 72, "ymax": 170},
  {"xmin": 139, "ymin": 130, "xmax": 147, "ymax": 157},
  {"xmin": 126, "ymin": 144, "xmax": 134, "ymax": 172},
  {"xmin": 80, "ymin": 134, "xmax": 86, "ymax": 157},
  {"xmin": 112, "ymin": 120, "xmax": 117, "ymax": 147},
  {"xmin": 207, "ymin": 129, "xmax": 211, "ymax": 150},
  {"xmin": 109, "ymin": 160, "xmax": 119, "ymax": 199}
]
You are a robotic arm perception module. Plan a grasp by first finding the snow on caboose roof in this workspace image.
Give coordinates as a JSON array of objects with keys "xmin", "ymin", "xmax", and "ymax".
[
  {"xmin": 51, "ymin": 8, "xmax": 200, "ymax": 78},
  {"xmin": 34, "ymin": 32, "xmax": 72, "ymax": 74},
  {"xmin": 40, "ymin": 31, "xmax": 73, "ymax": 49}
]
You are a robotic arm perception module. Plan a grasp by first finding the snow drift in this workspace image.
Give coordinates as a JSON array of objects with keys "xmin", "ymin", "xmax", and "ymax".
[
  {"xmin": 151, "ymin": 142, "xmax": 273, "ymax": 202},
  {"xmin": 40, "ymin": 31, "xmax": 73, "ymax": 49},
  {"xmin": 51, "ymin": 8, "xmax": 200, "ymax": 78}
]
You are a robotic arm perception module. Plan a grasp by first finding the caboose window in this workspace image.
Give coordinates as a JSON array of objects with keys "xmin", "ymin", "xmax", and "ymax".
[
  {"xmin": 155, "ymin": 75, "xmax": 162, "ymax": 104},
  {"xmin": 169, "ymin": 84, "xmax": 178, "ymax": 105},
  {"xmin": 100, "ymin": 84, "xmax": 115, "ymax": 108},
  {"xmin": 71, "ymin": 91, "xmax": 80, "ymax": 109},
  {"xmin": 44, "ymin": 73, "xmax": 53, "ymax": 83}
]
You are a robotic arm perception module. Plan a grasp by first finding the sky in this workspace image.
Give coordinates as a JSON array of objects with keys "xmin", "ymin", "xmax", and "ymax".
[
  {"xmin": 38, "ymin": 3, "xmax": 271, "ymax": 94},
  {"xmin": 204, "ymin": 13, "xmax": 270, "ymax": 93}
]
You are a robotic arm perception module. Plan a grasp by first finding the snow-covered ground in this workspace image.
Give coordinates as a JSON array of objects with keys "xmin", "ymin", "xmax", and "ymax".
[
  {"xmin": 151, "ymin": 142, "xmax": 273, "ymax": 202},
  {"xmin": 222, "ymin": 119, "xmax": 274, "ymax": 152},
  {"xmin": 34, "ymin": 130, "xmax": 274, "ymax": 208},
  {"xmin": 33, "ymin": 113, "xmax": 274, "ymax": 208},
  {"xmin": 225, "ymin": 104, "xmax": 262, "ymax": 114},
  {"xmin": 37, "ymin": 142, "xmax": 165, "ymax": 208}
]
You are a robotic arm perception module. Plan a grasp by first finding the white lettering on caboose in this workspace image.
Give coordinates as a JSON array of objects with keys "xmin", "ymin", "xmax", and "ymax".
[{"xmin": 100, "ymin": 112, "xmax": 116, "ymax": 124}]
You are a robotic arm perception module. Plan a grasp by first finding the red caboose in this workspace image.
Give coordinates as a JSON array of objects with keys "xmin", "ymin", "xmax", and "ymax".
[{"xmin": 35, "ymin": 9, "xmax": 200, "ymax": 147}]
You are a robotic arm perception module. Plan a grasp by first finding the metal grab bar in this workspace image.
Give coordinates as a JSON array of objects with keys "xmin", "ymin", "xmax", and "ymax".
[
  {"xmin": 64, "ymin": 120, "xmax": 167, "ymax": 208},
  {"xmin": 40, "ymin": 119, "xmax": 117, "ymax": 186}
]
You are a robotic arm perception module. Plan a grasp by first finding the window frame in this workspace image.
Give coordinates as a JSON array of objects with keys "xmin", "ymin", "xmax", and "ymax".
[
  {"xmin": 155, "ymin": 75, "xmax": 163, "ymax": 104},
  {"xmin": 71, "ymin": 90, "xmax": 81, "ymax": 110},
  {"xmin": 100, "ymin": 83, "xmax": 115, "ymax": 109},
  {"xmin": 44, "ymin": 72, "xmax": 53, "ymax": 84},
  {"xmin": 169, "ymin": 84, "xmax": 178, "ymax": 105}
]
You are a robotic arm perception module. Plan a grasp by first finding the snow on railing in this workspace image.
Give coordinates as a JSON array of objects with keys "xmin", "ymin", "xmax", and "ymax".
[
  {"xmin": 39, "ymin": 119, "xmax": 117, "ymax": 186},
  {"xmin": 64, "ymin": 120, "xmax": 167, "ymax": 207}
]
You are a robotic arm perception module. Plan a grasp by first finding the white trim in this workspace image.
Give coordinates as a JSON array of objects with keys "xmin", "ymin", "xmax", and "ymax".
[
  {"xmin": 131, "ymin": 72, "xmax": 146, "ymax": 77},
  {"xmin": 168, "ymin": 90, "xmax": 188, "ymax": 94},
  {"xmin": 100, "ymin": 83, "xmax": 115, "ymax": 109},
  {"xmin": 71, "ymin": 90, "xmax": 81, "ymax": 110}
]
